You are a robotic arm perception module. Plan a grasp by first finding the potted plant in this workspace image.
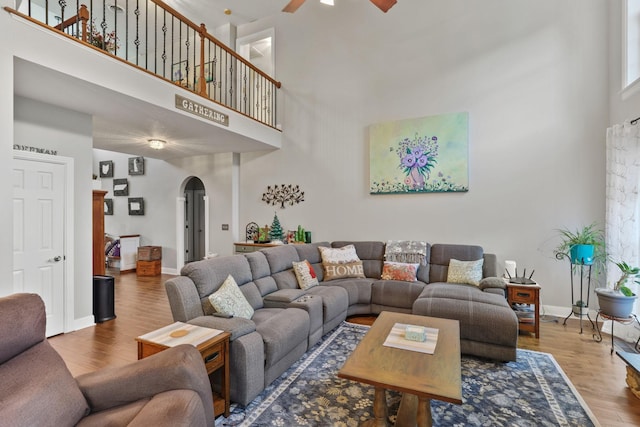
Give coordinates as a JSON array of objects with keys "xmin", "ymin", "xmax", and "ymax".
[
  {"xmin": 553, "ymin": 223, "xmax": 606, "ymax": 267},
  {"xmin": 595, "ymin": 261, "xmax": 640, "ymax": 318},
  {"xmin": 572, "ymin": 300, "xmax": 588, "ymax": 317}
]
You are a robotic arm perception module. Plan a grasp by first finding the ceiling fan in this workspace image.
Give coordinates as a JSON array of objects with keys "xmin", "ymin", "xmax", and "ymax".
[{"xmin": 283, "ymin": 0, "xmax": 397, "ymax": 14}]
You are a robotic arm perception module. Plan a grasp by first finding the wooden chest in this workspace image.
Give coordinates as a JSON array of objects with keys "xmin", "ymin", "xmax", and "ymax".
[
  {"xmin": 138, "ymin": 246, "xmax": 162, "ymax": 261},
  {"xmin": 137, "ymin": 260, "xmax": 161, "ymax": 276}
]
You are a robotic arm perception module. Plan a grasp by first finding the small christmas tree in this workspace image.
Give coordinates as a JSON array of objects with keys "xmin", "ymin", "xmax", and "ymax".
[{"xmin": 269, "ymin": 213, "xmax": 284, "ymax": 242}]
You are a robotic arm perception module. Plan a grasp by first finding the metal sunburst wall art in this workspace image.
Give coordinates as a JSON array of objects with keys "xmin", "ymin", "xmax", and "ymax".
[{"xmin": 262, "ymin": 184, "xmax": 305, "ymax": 209}]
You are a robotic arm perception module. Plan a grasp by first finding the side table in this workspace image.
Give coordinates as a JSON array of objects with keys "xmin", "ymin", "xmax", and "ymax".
[
  {"xmin": 136, "ymin": 322, "xmax": 231, "ymax": 417},
  {"xmin": 507, "ymin": 283, "xmax": 540, "ymax": 338}
]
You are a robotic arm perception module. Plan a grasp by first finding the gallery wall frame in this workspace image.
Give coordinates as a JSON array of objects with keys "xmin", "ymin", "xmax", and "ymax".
[
  {"xmin": 99, "ymin": 160, "xmax": 114, "ymax": 178},
  {"xmin": 128, "ymin": 156, "xmax": 144, "ymax": 175},
  {"xmin": 104, "ymin": 198, "xmax": 113, "ymax": 215},
  {"xmin": 128, "ymin": 197, "xmax": 144, "ymax": 215},
  {"xmin": 113, "ymin": 178, "xmax": 129, "ymax": 196}
]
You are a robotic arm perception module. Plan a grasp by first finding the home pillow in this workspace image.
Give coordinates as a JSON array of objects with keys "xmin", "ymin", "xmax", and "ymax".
[
  {"xmin": 446, "ymin": 258, "xmax": 484, "ymax": 286},
  {"xmin": 381, "ymin": 261, "xmax": 419, "ymax": 282},
  {"xmin": 208, "ymin": 274, "xmax": 254, "ymax": 319},
  {"xmin": 319, "ymin": 245, "xmax": 365, "ymax": 281},
  {"xmin": 292, "ymin": 260, "xmax": 319, "ymax": 290},
  {"xmin": 323, "ymin": 261, "xmax": 365, "ymax": 281}
]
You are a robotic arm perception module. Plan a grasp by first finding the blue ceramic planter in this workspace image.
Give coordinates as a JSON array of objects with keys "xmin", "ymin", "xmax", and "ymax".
[{"xmin": 570, "ymin": 244, "xmax": 595, "ymax": 265}]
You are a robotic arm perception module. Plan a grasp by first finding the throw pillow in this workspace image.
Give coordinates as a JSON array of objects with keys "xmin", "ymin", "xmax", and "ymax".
[
  {"xmin": 292, "ymin": 260, "xmax": 319, "ymax": 290},
  {"xmin": 318, "ymin": 245, "xmax": 360, "ymax": 264},
  {"xmin": 319, "ymin": 245, "xmax": 365, "ymax": 281},
  {"xmin": 323, "ymin": 260, "xmax": 365, "ymax": 281},
  {"xmin": 381, "ymin": 261, "xmax": 419, "ymax": 282},
  {"xmin": 446, "ymin": 258, "xmax": 484, "ymax": 286},
  {"xmin": 208, "ymin": 274, "xmax": 254, "ymax": 319}
]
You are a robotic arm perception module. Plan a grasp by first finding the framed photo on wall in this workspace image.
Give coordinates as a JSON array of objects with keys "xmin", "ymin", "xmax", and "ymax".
[
  {"xmin": 99, "ymin": 160, "xmax": 114, "ymax": 178},
  {"xmin": 104, "ymin": 198, "xmax": 113, "ymax": 215},
  {"xmin": 113, "ymin": 178, "xmax": 129, "ymax": 196},
  {"xmin": 128, "ymin": 197, "xmax": 144, "ymax": 216},
  {"xmin": 128, "ymin": 156, "xmax": 144, "ymax": 175}
]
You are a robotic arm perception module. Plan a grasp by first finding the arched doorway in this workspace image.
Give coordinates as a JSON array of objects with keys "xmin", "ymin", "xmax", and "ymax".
[{"xmin": 184, "ymin": 177, "xmax": 206, "ymax": 263}]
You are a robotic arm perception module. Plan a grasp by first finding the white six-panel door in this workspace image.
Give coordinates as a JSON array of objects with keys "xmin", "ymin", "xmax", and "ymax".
[{"xmin": 13, "ymin": 156, "xmax": 66, "ymax": 337}]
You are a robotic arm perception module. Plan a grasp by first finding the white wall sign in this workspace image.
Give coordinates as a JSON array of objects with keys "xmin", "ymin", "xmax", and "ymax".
[{"xmin": 175, "ymin": 94, "xmax": 229, "ymax": 127}]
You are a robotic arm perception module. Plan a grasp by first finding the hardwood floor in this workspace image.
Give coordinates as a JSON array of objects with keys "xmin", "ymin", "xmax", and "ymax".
[{"xmin": 49, "ymin": 272, "xmax": 640, "ymax": 426}]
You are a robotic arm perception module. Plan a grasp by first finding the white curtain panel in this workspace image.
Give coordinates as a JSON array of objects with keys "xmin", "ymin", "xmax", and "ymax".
[{"xmin": 604, "ymin": 121, "xmax": 640, "ymax": 338}]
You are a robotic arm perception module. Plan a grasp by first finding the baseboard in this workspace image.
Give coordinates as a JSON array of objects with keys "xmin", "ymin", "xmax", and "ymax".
[
  {"xmin": 541, "ymin": 304, "xmax": 599, "ymax": 320},
  {"xmin": 162, "ymin": 267, "xmax": 179, "ymax": 275},
  {"xmin": 70, "ymin": 315, "xmax": 95, "ymax": 332}
]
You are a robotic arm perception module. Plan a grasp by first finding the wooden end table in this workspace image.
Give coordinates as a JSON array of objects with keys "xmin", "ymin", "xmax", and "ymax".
[
  {"xmin": 338, "ymin": 311, "xmax": 462, "ymax": 427},
  {"xmin": 136, "ymin": 322, "xmax": 231, "ymax": 418},
  {"xmin": 507, "ymin": 283, "xmax": 540, "ymax": 338}
]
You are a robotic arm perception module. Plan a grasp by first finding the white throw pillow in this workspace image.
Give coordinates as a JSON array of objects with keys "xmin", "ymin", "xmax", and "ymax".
[
  {"xmin": 292, "ymin": 260, "xmax": 319, "ymax": 290},
  {"xmin": 208, "ymin": 274, "xmax": 254, "ymax": 319},
  {"xmin": 446, "ymin": 258, "xmax": 484, "ymax": 286},
  {"xmin": 318, "ymin": 245, "xmax": 360, "ymax": 264}
]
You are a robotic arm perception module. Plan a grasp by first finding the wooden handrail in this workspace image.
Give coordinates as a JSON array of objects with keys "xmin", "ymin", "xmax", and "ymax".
[
  {"xmin": 53, "ymin": 4, "xmax": 89, "ymax": 42},
  {"xmin": 5, "ymin": 1, "xmax": 282, "ymax": 129},
  {"xmin": 149, "ymin": 0, "xmax": 281, "ymax": 89}
]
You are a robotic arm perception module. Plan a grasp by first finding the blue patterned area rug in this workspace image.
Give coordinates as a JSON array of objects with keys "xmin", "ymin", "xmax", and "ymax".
[{"xmin": 216, "ymin": 322, "xmax": 600, "ymax": 427}]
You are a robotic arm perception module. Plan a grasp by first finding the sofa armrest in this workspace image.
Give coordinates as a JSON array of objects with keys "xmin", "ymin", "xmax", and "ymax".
[
  {"xmin": 479, "ymin": 277, "xmax": 506, "ymax": 291},
  {"xmin": 188, "ymin": 315, "xmax": 256, "ymax": 342},
  {"xmin": 263, "ymin": 289, "xmax": 307, "ymax": 308},
  {"xmin": 75, "ymin": 344, "xmax": 214, "ymax": 424},
  {"xmin": 165, "ymin": 276, "xmax": 205, "ymax": 322}
]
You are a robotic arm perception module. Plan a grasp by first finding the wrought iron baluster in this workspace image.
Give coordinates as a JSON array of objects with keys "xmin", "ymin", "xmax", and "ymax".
[
  {"xmin": 134, "ymin": 0, "xmax": 140, "ymax": 65},
  {"xmin": 125, "ymin": 0, "xmax": 129, "ymax": 60},
  {"xmin": 161, "ymin": 10, "xmax": 167, "ymax": 79}
]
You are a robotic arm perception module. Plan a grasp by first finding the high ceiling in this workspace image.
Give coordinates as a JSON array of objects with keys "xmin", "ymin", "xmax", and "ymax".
[{"xmin": 164, "ymin": 0, "xmax": 284, "ymax": 29}]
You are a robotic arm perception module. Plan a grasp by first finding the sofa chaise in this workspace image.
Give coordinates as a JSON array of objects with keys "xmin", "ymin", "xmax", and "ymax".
[{"xmin": 165, "ymin": 241, "xmax": 519, "ymax": 407}]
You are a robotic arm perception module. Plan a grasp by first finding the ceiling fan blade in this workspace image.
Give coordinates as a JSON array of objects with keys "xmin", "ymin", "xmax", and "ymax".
[
  {"xmin": 282, "ymin": 0, "xmax": 306, "ymax": 13},
  {"xmin": 369, "ymin": 0, "xmax": 397, "ymax": 13}
]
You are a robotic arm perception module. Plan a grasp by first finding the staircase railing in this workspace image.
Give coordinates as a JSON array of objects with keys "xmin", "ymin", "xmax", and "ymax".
[{"xmin": 5, "ymin": 0, "xmax": 281, "ymax": 129}]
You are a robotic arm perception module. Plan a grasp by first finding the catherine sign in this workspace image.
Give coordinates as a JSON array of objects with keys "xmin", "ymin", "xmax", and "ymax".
[
  {"xmin": 175, "ymin": 94, "xmax": 229, "ymax": 126},
  {"xmin": 369, "ymin": 112, "xmax": 469, "ymax": 194}
]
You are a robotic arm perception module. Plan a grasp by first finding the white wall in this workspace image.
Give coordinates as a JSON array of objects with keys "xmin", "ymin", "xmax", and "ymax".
[
  {"xmin": 93, "ymin": 149, "xmax": 237, "ymax": 271},
  {"xmin": 238, "ymin": 0, "xmax": 609, "ymax": 313},
  {"xmin": 610, "ymin": 0, "xmax": 640, "ymax": 124},
  {"xmin": 13, "ymin": 97, "xmax": 93, "ymax": 323}
]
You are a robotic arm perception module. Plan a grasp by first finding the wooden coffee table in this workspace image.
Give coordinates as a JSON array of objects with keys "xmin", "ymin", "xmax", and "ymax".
[{"xmin": 338, "ymin": 311, "xmax": 462, "ymax": 427}]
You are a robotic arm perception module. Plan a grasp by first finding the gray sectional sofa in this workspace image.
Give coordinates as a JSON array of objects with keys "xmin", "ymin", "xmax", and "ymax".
[{"xmin": 165, "ymin": 241, "xmax": 519, "ymax": 407}]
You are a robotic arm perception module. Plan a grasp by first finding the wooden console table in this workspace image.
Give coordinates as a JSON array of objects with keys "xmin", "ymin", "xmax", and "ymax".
[
  {"xmin": 234, "ymin": 242, "xmax": 278, "ymax": 253},
  {"xmin": 136, "ymin": 322, "xmax": 231, "ymax": 417}
]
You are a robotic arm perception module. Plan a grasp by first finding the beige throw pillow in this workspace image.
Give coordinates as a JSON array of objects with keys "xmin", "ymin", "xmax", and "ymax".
[
  {"xmin": 446, "ymin": 258, "xmax": 484, "ymax": 286},
  {"xmin": 292, "ymin": 260, "xmax": 319, "ymax": 290},
  {"xmin": 319, "ymin": 245, "xmax": 365, "ymax": 281},
  {"xmin": 208, "ymin": 274, "xmax": 254, "ymax": 319}
]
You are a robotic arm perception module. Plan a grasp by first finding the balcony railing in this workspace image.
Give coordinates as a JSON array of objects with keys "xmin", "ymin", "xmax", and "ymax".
[{"xmin": 6, "ymin": 0, "xmax": 281, "ymax": 129}]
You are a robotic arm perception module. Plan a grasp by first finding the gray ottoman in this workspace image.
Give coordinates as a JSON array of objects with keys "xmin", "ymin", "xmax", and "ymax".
[{"xmin": 412, "ymin": 283, "xmax": 518, "ymax": 361}]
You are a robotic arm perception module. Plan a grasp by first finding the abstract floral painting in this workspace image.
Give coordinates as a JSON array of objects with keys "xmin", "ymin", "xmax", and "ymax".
[{"xmin": 369, "ymin": 112, "xmax": 469, "ymax": 194}]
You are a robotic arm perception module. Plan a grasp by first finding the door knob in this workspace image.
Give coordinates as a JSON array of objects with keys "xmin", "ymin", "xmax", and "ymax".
[{"xmin": 49, "ymin": 256, "xmax": 62, "ymax": 263}]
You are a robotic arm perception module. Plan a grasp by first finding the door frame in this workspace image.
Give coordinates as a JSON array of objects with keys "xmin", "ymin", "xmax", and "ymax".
[
  {"xmin": 12, "ymin": 150, "xmax": 75, "ymax": 333},
  {"xmin": 176, "ymin": 179, "xmax": 209, "ymax": 271}
]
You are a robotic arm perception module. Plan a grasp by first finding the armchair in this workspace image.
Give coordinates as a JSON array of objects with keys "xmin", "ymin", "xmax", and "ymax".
[{"xmin": 0, "ymin": 293, "xmax": 214, "ymax": 426}]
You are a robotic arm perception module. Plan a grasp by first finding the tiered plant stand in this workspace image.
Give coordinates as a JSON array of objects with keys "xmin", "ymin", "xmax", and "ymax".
[
  {"xmin": 559, "ymin": 255, "xmax": 595, "ymax": 334},
  {"xmin": 593, "ymin": 310, "xmax": 640, "ymax": 354}
]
